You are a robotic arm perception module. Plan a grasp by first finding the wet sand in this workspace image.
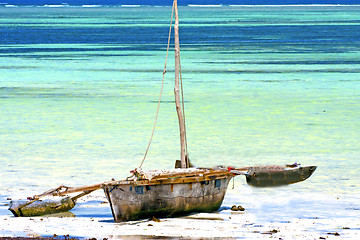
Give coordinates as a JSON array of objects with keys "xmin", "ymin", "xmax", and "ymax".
[
  {"xmin": 1, "ymin": 189, "xmax": 360, "ymax": 239},
  {"xmin": 1, "ymin": 205, "xmax": 359, "ymax": 239}
]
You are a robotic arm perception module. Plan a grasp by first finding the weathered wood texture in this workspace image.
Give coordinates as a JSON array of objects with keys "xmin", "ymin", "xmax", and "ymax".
[
  {"xmin": 9, "ymin": 197, "xmax": 75, "ymax": 217},
  {"xmin": 246, "ymin": 166, "xmax": 317, "ymax": 187},
  {"xmin": 173, "ymin": 0, "xmax": 187, "ymax": 168},
  {"xmin": 102, "ymin": 170, "xmax": 233, "ymax": 222}
]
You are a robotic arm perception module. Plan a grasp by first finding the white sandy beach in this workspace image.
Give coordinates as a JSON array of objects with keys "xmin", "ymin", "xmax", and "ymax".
[
  {"xmin": 1, "ymin": 188, "xmax": 359, "ymax": 239},
  {"xmin": 1, "ymin": 208, "xmax": 359, "ymax": 239}
]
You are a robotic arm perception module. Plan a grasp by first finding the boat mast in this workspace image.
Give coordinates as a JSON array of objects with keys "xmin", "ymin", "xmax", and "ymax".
[{"xmin": 174, "ymin": 0, "xmax": 187, "ymax": 168}]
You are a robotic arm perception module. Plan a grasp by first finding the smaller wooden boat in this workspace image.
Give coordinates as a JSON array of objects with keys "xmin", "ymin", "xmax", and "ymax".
[
  {"xmin": 8, "ymin": 186, "xmax": 97, "ymax": 217},
  {"xmin": 9, "ymin": 197, "xmax": 76, "ymax": 217},
  {"xmin": 245, "ymin": 164, "xmax": 317, "ymax": 187}
]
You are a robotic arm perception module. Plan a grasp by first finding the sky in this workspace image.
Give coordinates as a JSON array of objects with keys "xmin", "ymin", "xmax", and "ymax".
[{"xmin": 1, "ymin": 0, "xmax": 360, "ymax": 6}]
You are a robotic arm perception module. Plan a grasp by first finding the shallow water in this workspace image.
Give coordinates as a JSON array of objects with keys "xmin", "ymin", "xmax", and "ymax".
[{"xmin": 0, "ymin": 5, "xmax": 359, "ymax": 231}]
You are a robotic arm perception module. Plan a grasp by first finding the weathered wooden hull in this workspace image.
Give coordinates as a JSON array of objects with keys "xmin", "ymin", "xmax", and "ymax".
[
  {"xmin": 246, "ymin": 165, "xmax": 317, "ymax": 187},
  {"xmin": 102, "ymin": 170, "xmax": 233, "ymax": 222},
  {"xmin": 9, "ymin": 197, "xmax": 76, "ymax": 217}
]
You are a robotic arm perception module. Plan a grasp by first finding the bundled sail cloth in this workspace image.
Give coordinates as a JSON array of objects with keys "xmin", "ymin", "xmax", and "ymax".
[{"xmin": 126, "ymin": 168, "xmax": 205, "ymax": 181}]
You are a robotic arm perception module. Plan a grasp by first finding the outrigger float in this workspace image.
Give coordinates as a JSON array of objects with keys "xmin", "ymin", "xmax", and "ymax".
[{"xmin": 9, "ymin": 0, "xmax": 316, "ymax": 221}]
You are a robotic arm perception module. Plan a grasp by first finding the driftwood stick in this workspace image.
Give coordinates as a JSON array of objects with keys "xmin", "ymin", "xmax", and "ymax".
[
  {"xmin": 51, "ymin": 183, "xmax": 103, "ymax": 196},
  {"xmin": 26, "ymin": 183, "xmax": 103, "ymax": 201},
  {"xmin": 15, "ymin": 185, "xmax": 69, "ymax": 211},
  {"xmin": 234, "ymin": 167, "xmax": 250, "ymax": 171},
  {"xmin": 33, "ymin": 185, "xmax": 68, "ymax": 199},
  {"xmin": 71, "ymin": 190, "xmax": 97, "ymax": 201}
]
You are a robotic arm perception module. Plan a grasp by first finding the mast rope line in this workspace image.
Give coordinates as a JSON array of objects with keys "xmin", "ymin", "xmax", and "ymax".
[{"xmin": 138, "ymin": 1, "xmax": 175, "ymax": 169}]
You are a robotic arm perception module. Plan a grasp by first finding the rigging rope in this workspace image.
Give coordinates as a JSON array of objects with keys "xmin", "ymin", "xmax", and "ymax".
[{"xmin": 138, "ymin": 1, "xmax": 175, "ymax": 168}]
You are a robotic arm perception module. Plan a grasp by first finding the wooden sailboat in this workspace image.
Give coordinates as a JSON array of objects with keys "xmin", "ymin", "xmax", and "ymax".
[
  {"xmin": 101, "ymin": 0, "xmax": 234, "ymax": 222},
  {"xmin": 102, "ymin": 168, "xmax": 233, "ymax": 222}
]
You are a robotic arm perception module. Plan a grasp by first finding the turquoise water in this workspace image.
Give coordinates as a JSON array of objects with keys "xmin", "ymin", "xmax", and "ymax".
[{"xmin": 0, "ymin": 5, "xmax": 359, "ymax": 223}]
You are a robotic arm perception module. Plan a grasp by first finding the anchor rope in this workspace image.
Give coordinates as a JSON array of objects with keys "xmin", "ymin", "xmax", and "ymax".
[{"xmin": 139, "ymin": 1, "xmax": 175, "ymax": 168}]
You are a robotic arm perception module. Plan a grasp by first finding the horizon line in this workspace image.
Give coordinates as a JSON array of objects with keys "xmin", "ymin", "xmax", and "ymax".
[{"xmin": 1, "ymin": 3, "xmax": 360, "ymax": 7}]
